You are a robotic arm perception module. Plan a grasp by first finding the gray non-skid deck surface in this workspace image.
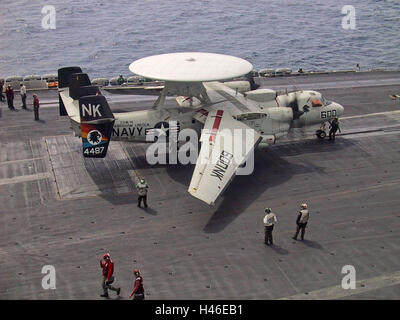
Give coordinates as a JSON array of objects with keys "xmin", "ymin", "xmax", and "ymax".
[
  {"xmin": 46, "ymin": 136, "xmax": 139, "ymax": 199},
  {"xmin": 0, "ymin": 71, "xmax": 400, "ymax": 299}
]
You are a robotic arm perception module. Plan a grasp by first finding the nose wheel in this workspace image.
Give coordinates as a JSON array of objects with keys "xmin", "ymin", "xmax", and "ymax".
[
  {"xmin": 316, "ymin": 129, "xmax": 326, "ymax": 139},
  {"xmin": 316, "ymin": 121, "xmax": 329, "ymax": 139}
]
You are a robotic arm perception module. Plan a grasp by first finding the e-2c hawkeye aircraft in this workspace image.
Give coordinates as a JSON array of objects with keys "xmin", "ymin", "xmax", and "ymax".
[{"xmin": 58, "ymin": 52, "xmax": 344, "ymax": 205}]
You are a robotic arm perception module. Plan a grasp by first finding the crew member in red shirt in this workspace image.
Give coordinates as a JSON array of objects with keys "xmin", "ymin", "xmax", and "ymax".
[
  {"xmin": 129, "ymin": 268, "xmax": 145, "ymax": 300},
  {"xmin": 33, "ymin": 94, "xmax": 40, "ymax": 120},
  {"xmin": 100, "ymin": 253, "xmax": 121, "ymax": 298},
  {"xmin": 6, "ymin": 85, "xmax": 14, "ymax": 110}
]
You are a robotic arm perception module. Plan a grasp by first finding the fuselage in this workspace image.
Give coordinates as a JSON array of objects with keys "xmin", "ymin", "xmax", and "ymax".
[
  {"xmin": 110, "ymin": 108, "xmax": 201, "ymax": 142},
  {"xmin": 106, "ymin": 86, "xmax": 344, "ymax": 145}
]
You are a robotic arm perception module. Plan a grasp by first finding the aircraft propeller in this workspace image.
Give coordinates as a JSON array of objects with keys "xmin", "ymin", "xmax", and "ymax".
[
  {"xmin": 246, "ymin": 72, "xmax": 260, "ymax": 90},
  {"xmin": 288, "ymin": 91, "xmax": 304, "ymax": 120}
]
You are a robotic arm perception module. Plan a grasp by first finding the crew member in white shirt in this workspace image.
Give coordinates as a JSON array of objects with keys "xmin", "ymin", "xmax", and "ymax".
[
  {"xmin": 20, "ymin": 83, "xmax": 27, "ymax": 109},
  {"xmin": 263, "ymin": 208, "xmax": 277, "ymax": 246}
]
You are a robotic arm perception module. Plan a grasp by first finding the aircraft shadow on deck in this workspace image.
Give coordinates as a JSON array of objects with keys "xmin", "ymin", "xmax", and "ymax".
[
  {"xmin": 201, "ymin": 150, "xmax": 320, "ymax": 233},
  {"xmin": 202, "ymin": 138, "xmax": 356, "ymax": 233},
  {"xmin": 83, "ymin": 137, "xmax": 356, "ymax": 222},
  {"xmin": 82, "ymin": 156, "xmax": 156, "ymax": 213}
]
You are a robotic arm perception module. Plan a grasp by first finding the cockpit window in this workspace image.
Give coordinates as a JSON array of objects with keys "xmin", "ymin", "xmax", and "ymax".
[
  {"xmin": 311, "ymin": 95, "xmax": 332, "ymax": 107},
  {"xmin": 312, "ymin": 99, "xmax": 323, "ymax": 107},
  {"xmin": 320, "ymin": 95, "xmax": 332, "ymax": 105}
]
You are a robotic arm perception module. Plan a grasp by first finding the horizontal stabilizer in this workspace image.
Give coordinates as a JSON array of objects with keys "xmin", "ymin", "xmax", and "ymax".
[
  {"xmin": 58, "ymin": 66, "xmax": 83, "ymax": 116},
  {"xmin": 59, "ymin": 93, "xmax": 68, "ymax": 116}
]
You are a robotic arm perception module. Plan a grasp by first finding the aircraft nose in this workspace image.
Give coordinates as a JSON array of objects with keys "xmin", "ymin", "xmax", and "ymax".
[{"xmin": 336, "ymin": 103, "xmax": 344, "ymax": 117}]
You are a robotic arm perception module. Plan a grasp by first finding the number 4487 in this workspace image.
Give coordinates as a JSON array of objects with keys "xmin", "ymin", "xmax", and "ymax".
[{"xmin": 84, "ymin": 147, "xmax": 104, "ymax": 155}]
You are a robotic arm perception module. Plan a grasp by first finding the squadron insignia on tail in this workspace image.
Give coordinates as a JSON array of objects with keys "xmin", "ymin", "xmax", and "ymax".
[{"xmin": 58, "ymin": 67, "xmax": 115, "ymax": 158}]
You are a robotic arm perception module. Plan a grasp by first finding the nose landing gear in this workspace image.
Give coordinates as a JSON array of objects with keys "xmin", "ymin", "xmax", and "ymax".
[
  {"xmin": 316, "ymin": 129, "xmax": 326, "ymax": 139},
  {"xmin": 316, "ymin": 121, "xmax": 328, "ymax": 139}
]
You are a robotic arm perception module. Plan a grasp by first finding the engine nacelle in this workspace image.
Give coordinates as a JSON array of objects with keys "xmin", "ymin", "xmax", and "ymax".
[
  {"xmin": 266, "ymin": 107, "xmax": 293, "ymax": 121},
  {"xmin": 244, "ymin": 89, "xmax": 276, "ymax": 102},
  {"xmin": 259, "ymin": 134, "xmax": 276, "ymax": 145},
  {"xmin": 223, "ymin": 81, "xmax": 251, "ymax": 93}
]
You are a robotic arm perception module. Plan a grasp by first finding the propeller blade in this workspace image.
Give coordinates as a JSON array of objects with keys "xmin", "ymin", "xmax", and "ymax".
[
  {"xmin": 289, "ymin": 92, "xmax": 304, "ymax": 120},
  {"xmin": 246, "ymin": 72, "xmax": 260, "ymax": 90}
]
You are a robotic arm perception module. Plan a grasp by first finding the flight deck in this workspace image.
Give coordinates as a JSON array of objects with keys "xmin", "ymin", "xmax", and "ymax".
[{"xmin": 1, "ymin": 71, "xmax": 400, "ymax": 299}]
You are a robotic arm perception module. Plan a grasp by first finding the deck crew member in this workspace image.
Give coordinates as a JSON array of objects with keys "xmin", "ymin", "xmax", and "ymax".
[
  {"xmin": 5, "ymin": 85, "xmax": 14, "ymax": 110},
  {"xmin": 117, "ymin": 74, "xmax": 126, "ymax": 85},
  {"xmin": 329, "ymin": 117, "xmax": 341, "ymax": 141},
  {"xmin": 129, "ymin": 268, "xmax": 145, "ymax": 300},
  {"xmin": 263, "ymin": 207, "xmax": 277, "ymax": 246},
  {"xmin": 292, "ymin": 203, "xmax": 309, "ymax": 240},
  {"xmin": 20, "ymin": 83, "xmax": 27, "ymax": 109},
  {"xmin": 136, "ymin": 178, "xmax": 149, "ymax": 208},
  {"xmin": 0, "ymin": 83, "xmax": 5, "ymax": 102},
  {"xmin": 100, "ymin": 253, "xmax": 121, "ymax": 298},
  {"xmin": 33, "ymin": 94, "xmax": 40, "ymax": 120}
]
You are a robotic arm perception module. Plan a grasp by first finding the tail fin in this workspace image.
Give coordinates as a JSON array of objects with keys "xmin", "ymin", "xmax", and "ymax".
[
  {"xmin": 58, "ymin": 66, "xmax": 83, "ymax": 116},
  {"xmin": 58, "ymin": 66, "xmax": 115, "ymax": 158},
  {"xmin": 79, "ymin": 95, "xmax": 115, "ymax": 158},
  {"xmin": 58, "ymin": 66, "xmax": 83, "ymax": 89},
  {"xmin": 58, "ymin": 67, "xmax": 99, "ymax": 116}
]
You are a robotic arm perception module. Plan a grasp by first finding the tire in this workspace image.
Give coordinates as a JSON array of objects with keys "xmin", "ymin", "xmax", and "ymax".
[{"xmin": 316, "ymin": 130, "xmax": 326, "ymax": 139}]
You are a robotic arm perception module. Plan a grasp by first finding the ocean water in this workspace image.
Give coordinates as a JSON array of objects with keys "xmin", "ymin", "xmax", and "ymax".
[{"xmin": 1, "ymin": 0, "xmax": 399, "ymax": 79}]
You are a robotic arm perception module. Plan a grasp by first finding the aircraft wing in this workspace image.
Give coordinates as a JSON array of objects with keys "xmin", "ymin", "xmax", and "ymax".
[
  {"xmin": 103, "ymin": 85, "xmax": 165, "ymax": 96},
  {"xmin": 188, "ymin": 109, "xmax": 262, "ymax": 205}
]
